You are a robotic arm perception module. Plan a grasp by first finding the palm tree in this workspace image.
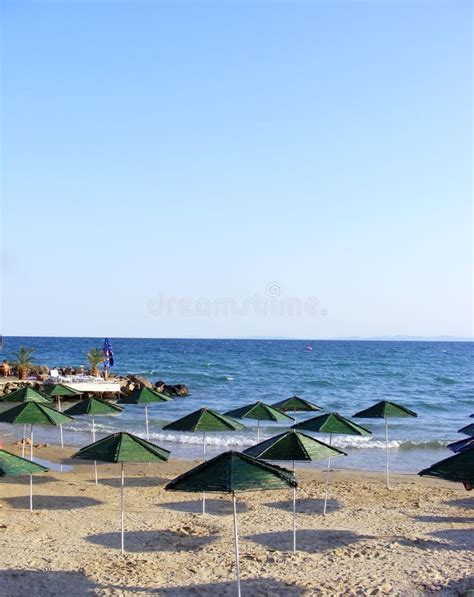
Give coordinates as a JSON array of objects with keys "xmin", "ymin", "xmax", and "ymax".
[
  {"xmin": 86, "ymin": 348, "xmax": 103, "ymax": 377},
  {"xmin": 15, "ymin": 347, "xmax": 36, "ymax": 380}
]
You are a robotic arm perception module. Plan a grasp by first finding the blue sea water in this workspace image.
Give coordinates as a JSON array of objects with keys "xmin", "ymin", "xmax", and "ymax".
[{"xmin": 1, "ymin": 337, "xmax": 473, "ymax": 473}]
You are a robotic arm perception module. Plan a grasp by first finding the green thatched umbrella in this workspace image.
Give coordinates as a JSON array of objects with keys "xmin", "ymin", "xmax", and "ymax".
[
  {"xmin": 271, "ymin": 395, "xmax": 323, "ymax": 417},
  {"xmin": 165, "ymin": 451, "xmax": 296, "ymax": 597},
  {"xmin": 118, "ymin": 387, "xmax": 171, "ymax": 440},
  {"xmin": 0, "ymin": 448, "xmax": 48, "ymax": 511},
  {"xmin": 0, "ymin": 402, "xmax": 74, "ymax": 462},
  {"xmin": 419, "ymin": 447, "xmax": 474, "ymax": 490},
  {"xmin": 458, "ymin": 423, "xmax": 474, "ymax": 437},
  {"xmin": 354, "ymin": 400, "xmax": 417, "ymax": 489},
  {"xmin": 65, "ymin": 397, "xmax": 123, "ymax": 484},
  {"xmin": 225, "ymin": 401, "xmax": 294, "ymax": 441},
  {"xmin": 0, "ymin": 387, "xmax": 53, "ymax": 456},
  {"xmin": 0, "ymin": 386, "xmax": 52, "ymax": 403},
  {"xmin": 293, "ymin": 412, "xmax": 371, "ymax": 514},
  {"xmin": 44, "ymin": 384, "xmax": 82, "ymax": 448},
  {"xmin": 72, "ymin": 432, "xmax": 170, "ymax": 553},
  {"xmin": 163, "ymin": 408, "xmax": 245, "ymax": 513},
  {"xmin": 244, "ymin": 430, "xmax": 346, "ymax": 552},
  {"xmin": 448, "ymin": 436, "xmax": 474, "ymax": 454}
]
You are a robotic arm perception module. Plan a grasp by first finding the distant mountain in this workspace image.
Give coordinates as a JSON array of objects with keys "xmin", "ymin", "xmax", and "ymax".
[{"xmin": 329, "ymin": 335, "xmax": 473, "ymax": 342}]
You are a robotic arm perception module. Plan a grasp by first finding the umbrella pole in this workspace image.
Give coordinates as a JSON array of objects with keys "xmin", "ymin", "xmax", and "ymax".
[
  {"xmin": 30, "ymin": 425, "xmax": 34, "ymax": 461},
  {"xmin": 145, "ymin": 406, "xmax": 149, "ymax": 441},
  {"xmin": 323, "ymin": 433, "xmax": 332, "ymax": 516},
  {"xmin": 292, "ymin": 459, "xmax": 296, "ymax": 553},
  {"xmin": 58, "ymin": 397, "xmax": 64, "ymax": 449},
  {"xmin": 92, "ymin": 417, "xmax": 98, "ymax": 485},
  {"xmin": 385, "ymin": 418, "xmax": 390, "ymax": 490},
  {"xmin": 292, "ymin": 485, "xmax": 296, "ymax": 553},
  {"xmin": 257, "ymin": 420, "xmax": 260, "ymax": 442},
  {"xmin": 22, "ymin": 424, "xmax": 26, "ymax": 457},
  {"xmin": 29, "ymin": 474, "xmax": 33, "ymax": 512},
  {"xmin": 120, "ymin": 462, "xmax": 125, "ymax": 554},
  {"xmin": 232, "ymin": 492, "xmax": 241, "ymax": 597},
  {"xmin": 202, "ymin": 433, "xmax": 206, "ymax": 514}
]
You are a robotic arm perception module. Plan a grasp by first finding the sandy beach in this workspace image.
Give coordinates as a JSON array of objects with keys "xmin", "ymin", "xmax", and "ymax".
[{"xmin": 0, "ymin": 443, "xmax": 472, "ymax": 596}]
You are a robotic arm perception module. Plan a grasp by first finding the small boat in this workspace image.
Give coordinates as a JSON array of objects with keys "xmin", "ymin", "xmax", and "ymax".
[{"xmin": 305, "ymin": 344, "xmax": 313, "ymax": 352}]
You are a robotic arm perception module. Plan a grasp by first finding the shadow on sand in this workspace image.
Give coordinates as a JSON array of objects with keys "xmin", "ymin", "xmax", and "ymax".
[
  {"xmin": 99, "ymin": 476, "xmax": 168, "ymax": 488},
  {"xmin": 0, "ymin": 475, "xmax": 57, "ymax": 485},
  {"xmin": 86, "ymin": 529, "xmax": 217, "ymax": 552},
  {"xmin": 1, "ymin": 572, "xmax": 301, "ymax": 596},
  {"xmin": 2, "ymin": 495, "xmax": 103, "ymax": 510},
  {"xmin": 265, "ymin": 497, "xmax": 342, "ymax": 515},
  {"xmin": 158, "ymin": 498, "xmax": 248, "ymax": 516},
  {"xmin": 395, "ymin": 528, "xmax": 474, "ymax": 552},
  {"xmin": 245, "ymin": 529, "xmax": 369, "ymax": 553}
]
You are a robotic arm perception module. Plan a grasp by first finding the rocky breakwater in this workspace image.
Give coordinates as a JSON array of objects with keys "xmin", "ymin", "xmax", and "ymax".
[{"xmin": 118, "ymin": 375, "xmax": 190, "ymax": 398}]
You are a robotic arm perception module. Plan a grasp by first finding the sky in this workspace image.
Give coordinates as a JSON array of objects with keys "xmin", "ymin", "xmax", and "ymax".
[{"xmin": 1, "ymin": 1, "xmax": 472, "ymax": 339}]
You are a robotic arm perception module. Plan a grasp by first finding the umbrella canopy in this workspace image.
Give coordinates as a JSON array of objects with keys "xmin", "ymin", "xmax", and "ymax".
[
  {"xmin": 0, "ymin": 449, "xmax": 48, "ymax": 477},
  {"xmin": 447, "ymin": 436, "xmax": 474, "ymax": 454},
  {"xmin": 354, "ymin": 400, "xmax": 417, "ymax": 490},
  {"xmin": 293, "ymin": 412, "xmax": 372, "ymax": 435},
  {"xmin": 163, "ymin": 408, "xmax": 245, "ymax": 433},
  {"xmin": 165, "ymin": 451, "xmax": 296, "ymax": 597},
  {"xmin": 118, "ymin": 387, "xmax": 171, "ymax": 405},
  {"xmin": 45, "ymin": 383, "xmax": 82, "ymax": 398},
  {"xmin": 0, "ymin": 448, "xmax": 48, "ymax": 512},
  {"xmin": 0, "ymin": 401, "xmax": 74, "ymax": 461},
  {"xmin": 225, "ymin": 401, "xmax": 293, "ymax": 423},
  {"xmin": 0, "ymin": 401, "xmax": 74, "ymax": 426},
  {"xmin": 64, "ymin": 397, "xmax": 123, "ymax": 416},
  {"xmin": 166, "ymin": 450, "xmax": 296, "ymax": 493},
  {"xmin": 225, "ymin": 401, "xmax": 293, "ymax": 442},
  {"xmin": 353, "ymin": 400, "xmax": 417, "ymax": 419},
  {"xmin": 419, "ymin": 448, "xmax": 474, "ymax": 488},
  {"xmin": 243, "ymin": 430, "xmax": 346, "ymax": 552},
  {"xmin": 72, "ymin": 432, "xmax": 170, "ymax": 553},
  {"xmin": 243, "ymin": 429, "xmax": 346, "ymax": 461},
  {"xmin": 0, "ymin": 386, "xmax": 52, "ymax": 403},
  {"xmin": 271, "ymin": 396, "xmax": 323, "ymax": 413},
  {"xmin": 72, "ymin": 431, "xmax": 170, "ymax": 463},
  {"xmin": 458, "ymin": 423, "xmax": 474, "ymax": 437}
]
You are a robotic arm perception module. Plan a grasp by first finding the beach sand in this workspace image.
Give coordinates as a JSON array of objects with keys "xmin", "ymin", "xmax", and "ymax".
[{"xmin": 0, "ymin": 443, "xmax": 472, "ymax": 596}]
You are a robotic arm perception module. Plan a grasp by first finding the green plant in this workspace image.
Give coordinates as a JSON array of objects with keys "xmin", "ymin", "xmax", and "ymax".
[
  {"xmin": 15, "ymin": 347, "xmax": 36, "ymax": 380},
  {"xmin": 86, "ymin": 348, "xmax": 103, "ymax": 376}
]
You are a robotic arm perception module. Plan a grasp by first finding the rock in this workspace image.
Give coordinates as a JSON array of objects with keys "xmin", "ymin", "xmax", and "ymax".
[
  {"xmin": 154, "ymin": 381, "xmax": 189, "ymax": 397},
  {"xmin": 127, "ymin": 375, "xmax": 152, "ymax": 388}
]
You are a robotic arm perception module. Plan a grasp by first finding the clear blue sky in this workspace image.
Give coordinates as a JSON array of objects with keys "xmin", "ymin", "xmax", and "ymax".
[{"xmin": 2, "ymin": 1, "xmax": 472, "ymax": 339}]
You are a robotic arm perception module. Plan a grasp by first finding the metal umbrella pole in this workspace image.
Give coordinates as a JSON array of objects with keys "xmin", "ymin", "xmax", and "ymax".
[
  {"xmin": 22, "ymin": 424, "xmax": 26, "ymax": 457},
  {"xmin": 292, "ymin": 459, "xmax": 296, "ymax": 553},
  {"xmin": 120, "ymin": 462, "xmax": 125, "ymax": 554},
  {"xmin": 385, "ymin": 417, "xmax": 390, "ymax": 490},
  {"xmin": 57, "ymin": 396, "xmax": 64, "ymax": 449},
  {"xmin": 29, "ymin": 474, "xmax": 33, "ymax": 512},
  {"xmin": 232, "ymin": 492, "xmax": 241, "ymax": 597},
  {"xmin": 323, "ymin": 433, "xmax": 333, "ymax": 516},
  {"xmin": 256, "ymin": 419, "xmax": 260, "ymax": 442},
  {"xmin": 92, "ymin": 416, "xmax": 98, "ymax": 485},
  {"xmin": 202, "ymin": 432, "xmax": 206, "ymax": 514},
  {"xmin": 144, "ymin": 405, "xmax": 150, "ymax": 441},
  {"xmin": 29, "ymin": 425, "xmax": 34, "ymax": 461}
]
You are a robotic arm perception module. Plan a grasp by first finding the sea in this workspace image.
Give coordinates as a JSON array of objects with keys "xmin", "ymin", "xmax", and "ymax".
[{"xmin": 1, "ymin": 337, "xmax": 473, "ymax": 474}]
